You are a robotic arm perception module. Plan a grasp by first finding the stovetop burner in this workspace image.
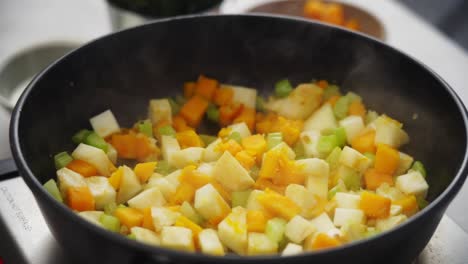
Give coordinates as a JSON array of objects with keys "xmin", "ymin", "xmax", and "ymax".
[{"xmin": 1, "ymin": 176, "xmax": 467, "ymax": 264}]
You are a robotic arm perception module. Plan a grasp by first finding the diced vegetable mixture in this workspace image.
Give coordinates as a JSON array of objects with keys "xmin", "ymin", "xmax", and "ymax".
[{"xmin": 45, "ymin": 75, "xmax": 429, "ymax": 256}]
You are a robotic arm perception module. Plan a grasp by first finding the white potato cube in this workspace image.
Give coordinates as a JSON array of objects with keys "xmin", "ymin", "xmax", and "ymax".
[
  {"xmin": 285, "ymin": 215, "xmax": 315, "ymax": 243},
  {"xmin": 228, "ymin": 122, "xmax": 251, "ymax": 138},
  {"xmin": 246, "ymin": 190, "xmax": 266, "ymax": 211},
  {"xmin": 285, "ymin": 184, "xmax": 318, "ymax": 219},
  {"xmin": 340, "ymin": 223, "xmax": 366, "ymax": 241},
  {"xmin": 180, "ymin": 201, "xmax": 203, "ymax": 224},
  {"xmin": 89, "ymin": 110, "xmax": 120, "ymax": 138},
  {"xmin": 72, "ymin": 143, "xmax": 113, "ymax": 176},
  {"xmin": 303, "ymin": 103, "xmax": 337, "ymax": 133},
  {"xmin": 300, "ymin": 158, "xmax": 329, "ymax": 200},
  {"xmin": 161, "ymin": 135, "xmax": 181, "ymax": 167},
  {"xmin": 57, "ymin": 167, "xmax": 86, "ymax": 196},
  {"xmin": 339, "ymin": 146, "xmax": 372, "ymax": 174},
  {"xmin": 198, "ymin": 229, "xmax": 225, "ymax": 256},
  {"xmin": 85, "ymin": 176, "xmax": 116, "ymax": 210},
  {"xmin": 333, "ymin": 208, "xmax": 365, "ymax": 227},
  {"xmin": 339, "ymin": 115, "xmax": 365, "ymax": 143},
  {"xmin": 161, "ymin": 226, "xmax": 194, "ymax": 252},
  {"xmin": 170, "ymin": 147, "xmax": 204, "ymax": 169},
  {"xmin": 282, "ymin": 243, "xmax": 303, "ymax": 256},
  {"xmin": 117, "ymin": 166, "xmax": 142, "ymax": 204},
  {"xmin": 213, "ymin": 151, "xmax": 254, "ymax": 191},
  {"xmin": 395, "ymin": 152, "xmax": 414, "ymax": 176},
  {"xmin": 131, "ymin": 227, "xmax": 160, "ymax": 246},
  {"xmin": 149, "ymin": 99, "xmax": 172, "ymax": 124},
  {"xmin": 218, "ymin": 207, "xmax": 248, "ymax": 254},
  {"xmin": 395, "ymin": 171, "xmax": 429, "ymax": 198},
  {"xmin": 145, "ymin": 177, "xmax": 176, "ymax": 201},
  {"xmin": 151, "ymin": 207, "xmax": 180, "ymax": 232},
  {"xmin": 247, "ymin": 232, "xmax": 278, "ymax": 255},
  {"xmin": 374, "ymin": 116, "xmax": 409, "ymax": 148},
  {"xmin": 78, "ymin": 211, "xmax": 104, "ymax": 226},
  {"xmin": 228, "ymin": 85, "xmax": 257, "ymax": 109},
  {"xmin": 390, "ymin": 205, "xmax": 403, "ymax": 216},
  {"xmin": 203, "ymin": 138, "xmax": 223, "ymax": 162},
  {"xmin": 196, "ymin": 163, "xmax": 215, "ymax": 178},
  {"xmin": 376, "ymin": 183, "xmax": 406, "ymax": 201},
  {"xmin": 310, "ymin": 213, "xmax": 336, "ymax": 234},
  {"xmin": 106, "ymin": 143, "xmax": 118, "ymax": 164},
  {"xmin": 165, "ymin": 169, "xmax": 182, "ymax": 188},
  {"xmin": 194, "ymin": 184, "xmax": 230, "ymax": 222},
  {"xmin": 127, "ymin": 187, "xmax": 166, "ymax": 209},
  {"xmin": 376, "ymin": 215, "xmax": 407, "ymax": 231},
  {"xmin": 300, "ymin": 130, "xmax": 321, "ymax": 158},
  {"xmin": 334, "ymin": 192, "xmax": 361, "ymax": 209}
]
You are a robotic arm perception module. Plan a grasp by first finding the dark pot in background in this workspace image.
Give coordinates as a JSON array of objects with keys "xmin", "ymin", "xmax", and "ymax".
[
  {"xmin": 10, "ymin": 14, "xmax": 468, "ymax": 264},
  {"xmin": 107, "ymin": 0, "xmax": 222, "ymax": 30}
]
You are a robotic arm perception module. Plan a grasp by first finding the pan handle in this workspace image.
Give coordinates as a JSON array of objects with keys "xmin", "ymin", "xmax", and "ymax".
[{"xmin": 0, "ymin": 158, "xmax": 19, "ymax": 180}]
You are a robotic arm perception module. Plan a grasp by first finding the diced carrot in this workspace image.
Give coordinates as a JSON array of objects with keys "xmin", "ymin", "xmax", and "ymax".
[
  {"xmin": 172, "ymin": 115, "xmax": 193, "ymax": 132},
  {"xmin": 67, "ymin": 186, "xmax": 95, "ymax": 211},
  {"xmin": 179, "ymin": 95, "xmax": 209, "ymax": 127},
  {"xmin": 135, "ymin": 134, "xmax": 155, "ymax": 161},
  {"xmin": 311, "ymin": 233, "xmax": 341, "ymax": 250},
  {"xmin": 110, "ymin": 134, "xmax": 137, "ymax": 159},
  {"xmin": 247, "ymin": 210, "xmax": 268, "ymax": 232},
  {"xmin": 256, "ymin": 189, "xmax": 300, "ymax": 220},
  {"xmin": 233, "ymin": 107, "xmax": 256, "ymax": 132},
  {"xmin": 393, "ymin": 195, "xmax": 418, "ymax": 216},
  {"xmin": 219, "ymin": 103, "xmax": 244, "ymax": 127},
  {"xmin": 114, "ymin": 207, "xmax": 144, "ymax": 228},
  {"xmin": 171, "ymin": 183, "xmax": 196, "ymax": 205},
  {"xmin": 316, "ymin": 80, "xmax": 329, "ymax": 89},
  {"xmin": 176, "ymin": 130, "xmax": 204, "ymax": 149},
  {"xmin": 134, "ymin": 162, "xmax": 157, "ymax": 183},
  {"xmin": 242, "ymin": 134, "xmax": 267, "ymax": 158},
  {"xmin": 194, "ymin": 75, "xmax": 218, "ymax": 100},
  {"xmin": 235, "ymin": 150, "xmax": 256, "ymax": 170},
  {"xmin": 108, "ymin": 167, "xmax": 123, "ymax": 190},
  {"xmin": 348, "ymin": 101, "xmax": 366, "ymax": 118},
  {"xmin": 141, "ymin": 207, "xmax": 155, "ymax": 231},
  {"xmin": 184, "ymin": 82, "xmax": 196, "ymax": 99},
  {"xmin": 213, "ymin": 87, "xmax": 233, "ymax": 106},
  {"xmin": 364, "ymin": 168, "xmax": 393, "ymax": 190},
  {"xmin": 218, "ymin": 139, "xmax": 243, "ymax": 156},
  {"xmin": 360, "ymin": 191, "xmax": 391, "ymax": 219},
  {"xmin": 254, "ymin": 178, "xmax": 286, "ymax": 194},
  {"xmin": 175, "ymin": 215, "xmax": 203, "ymax": 247},
  {"xmin": 351, "ymin": 130, "xmax": 376, "ymax": 154},
  {"xmin": 327, "ymin": 95, "xmax": 341, "ymax": 107},
  {"xmin": 374, "ymin": 144, "xmax": 400, "ymax": 175},
  {"xmin": 66, "ymin": 159, "xmax": 98, "ymax": 177}
]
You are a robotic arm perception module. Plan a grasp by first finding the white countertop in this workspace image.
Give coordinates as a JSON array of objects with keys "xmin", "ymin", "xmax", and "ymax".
[{"xmin": 0, "ymin": 0, "xmax": 467, "ymax": 231}]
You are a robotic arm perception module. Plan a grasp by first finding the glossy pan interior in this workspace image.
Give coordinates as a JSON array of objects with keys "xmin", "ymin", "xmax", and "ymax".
[{"xmin": 10, "ymin": 14, "xmax": 468, "ymax": 264}]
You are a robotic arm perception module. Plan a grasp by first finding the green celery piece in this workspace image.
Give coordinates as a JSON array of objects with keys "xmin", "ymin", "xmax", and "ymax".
[
  {"xmin": 256, "ymin": 96, "xmax": 266, "ymax": 112},
  {"xmin": 334, "ymin": 127, "xmax": 347, "ymax": 147},
  {"xmin": 323, "ymin": 85, "xmax": 341, "ymax": 100},
  {"xmin": 99, "ymin": 214, "xmax": 121, "ymax": 232},
  {"xmin": 317, "ymin": 134, "xmax": 339, "ymax": 157},
  {"xmin": 84, "ymin": 132, "xmax": 108, "ymax": 152},
  {"xmin": 158, "ymin": 125, "xmax": 176, "ymax": 137},
  {"xmin": 365, "ymin": 110, "xmax": 379, "ymax": 125},
  {"xmin": 250, "ymin": 165, "xmax": 260, "ymax": 181},
  {"xmin": 267, "ymin": 132, "xmax": 283, "ymax": 150},
  {"xmin": 274, "ymin": 79, "xmax": 293, "ymax": 98},
  {"xmin": 365, "ymin": 228, "xmax": 381, "ymax": 238},
  {"xmin": 231, "ymin": 190, "xmax": 252, "ymax": 208},
  {"xmin": 293, "ymin": 141, "xmax": 306, "ymax": 160},
  {"xmin": 127, "ymin": 233, "xmax": 136, "ymax": 240},
  {"xmin": 328, "ymin": 184, "xmax": 343, "ymax": 200},
  {"xmin": 54, "ymin": 152, "xmax": 73, "ymax": 169},
  {"xmin": 138, "ymin": 120, "xmax": 153, "ymax": 138},
  {"xmin": 337, "ymin": 166, "xmax": 361, "ymax": 191},
  {"xmin": 168, "ymin": 97, "xmax": 180, "ymax": 115},
  {"xmin": 200, "ymin": 134, "xmax": 217, "ymax": 145},
  {"xmin": 326, "ymin": 147, "xmax": 342, "ymax": 171},
  {"xmin": 228, "ymin": 132, "xmax": 242, "ymax": 144},
  {"xmin": 206, "ymin": 104, "xmax": 220, "ymax": 123},
  {"xmin": 104, "ymin": 202, "xmax": 118, "ymax": 215},
  {"xmin": 333, "ymin": 96, "xmax": 350, "ymax": 120},
  {"xmin": 155, "ymin": 160, "xmax": 174, "ymax": 175},
  {"xmin": 180, "ymin": 201, "xmax": 204, "ymax": 225},
  {"xmin": 175, "ymin": 95, "xmax": 186, "ymax": 105},
  {"xmin": 43, "ymin": 179, "xmax": 63, "ymax": 203},
  {"xmin": 416, "ymin": 196, "xmax": 429, "ymax": 209},
  {"xmin": 345, "ymin": 92, "xmax": 362, "ymax": 103},
  {"xmin": 364, "ymin": 152, "xmax": 376, "ymax": 165},
  {"xmin": 411, "ymin": 161, "xmax": 427, "ymax": 178},
  {"xmin": 72, "ymin": 129, "xmax": 92, "ymax": 144},
  {"xmin": 265, "ymin": 218, "xmax": 287, "ymax": 243}
]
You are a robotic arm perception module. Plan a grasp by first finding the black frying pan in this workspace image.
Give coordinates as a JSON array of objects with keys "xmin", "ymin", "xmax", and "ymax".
[{"xmin": 8, "ymin": 14, "xmax": 468, "ymax": 264}]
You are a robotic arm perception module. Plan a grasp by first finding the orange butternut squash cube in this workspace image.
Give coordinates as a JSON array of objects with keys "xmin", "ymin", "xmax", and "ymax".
[
  {"xmin": 247, "ymin": 210, "xmax": 268, "ymax": 232},
  {"xmin": 310, "ymin": 233, "xmax": 341, "ymax": 250},
  {"xmin": 114, "ymin": 207, "xmax": 144, "ymax": 228},
  {"xmin": 364, "ymin": 168, "xmax": 393, "ymax": 190},
  {"xmin": 256, "ymin": 189, "xmax": 301, "ymax": 220},
  {"xmin": 179, "ymin": 96, "xmax": 209, "ymax": 127},
  {"xmin": 393, "ymin": 195, "xmax": 419, "ymax": 216},
  {"xmin": 195, "ymin": 75, "xmax": 219, "ymax": 100},
  {"xmin": 67, "ymin": 186, "xmax": 95, "ymax": 212},
  {"xmin": 134, "ymin": 162, "xmax": 157, "ymax": 183},
  {"xmin": 351, "ymin": 130, "xmax": 376, "ymax": 154},
  {"xmin": 360, "ymin": 192, "xmax": 391, "ymax": 219},
  {"xmin": 374, "ymin": 144, "xmax": 400, "ymax": 175}
]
